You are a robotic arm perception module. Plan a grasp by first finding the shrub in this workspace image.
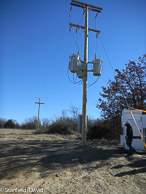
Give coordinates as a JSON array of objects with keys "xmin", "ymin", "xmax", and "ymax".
[
  {"xmin": 21, "ymin": 117, "xmax": 37, "ymax": 129},
  {"xmin": 4, "ymin": 119, "xmax": 19, "ymax": 128},
  {"xmin": 87, "ymin": 125, "xmax": 110, "ymax": 139},
  {"xmin": 87, "ymin": 119, "xmax": 122, "ymax": 140},
  {"xmin": 42, "ymin": 118, "xmax": 50, "ymax": 128},
  {"xmin": 47, "ymin": 118, "xmax": 77, "ymax": 135},
  {"xmin": 0, "ymin": 118, "xmax": 6, "ymax": 128},
  {"xmin": 87, "ymin": 119, "xmax": 111, "ymax": 140}
]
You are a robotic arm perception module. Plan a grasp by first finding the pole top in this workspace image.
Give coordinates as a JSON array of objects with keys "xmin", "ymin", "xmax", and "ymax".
[
  {"xmin": 35, "ymin": 98, "xmax": 44, "ymax": 105},
  {"xmin": 71, "ymin": 0, "xmax": 103, "ymax": 13}
]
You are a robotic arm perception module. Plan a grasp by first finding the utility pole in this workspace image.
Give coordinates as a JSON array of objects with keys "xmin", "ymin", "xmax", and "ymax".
[
  {"xmin": 70, "ymin": 0, "xmax": 103, "ymax": 145},
  {"xmin": 82, "ymin": 5, "xmax": 88, "ymax": 145},
  {"xmin": 35, "ymin": 98, "xmax": 44, "ymax": 129}
]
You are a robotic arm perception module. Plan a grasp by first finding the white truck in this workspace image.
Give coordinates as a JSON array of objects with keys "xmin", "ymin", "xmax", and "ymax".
[{"xmin": 120, "ymin": 109, "xmax": 146, "ymax": 150}]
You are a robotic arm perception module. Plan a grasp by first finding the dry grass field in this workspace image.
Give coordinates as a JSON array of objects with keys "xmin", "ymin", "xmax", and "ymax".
[{"xmin": 0, "ymin": 129, "xmax": 146, "ymax": 194}]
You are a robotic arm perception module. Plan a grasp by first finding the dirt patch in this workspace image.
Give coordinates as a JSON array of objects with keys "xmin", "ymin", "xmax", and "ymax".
[{"xmin": 0, "ymin": 129, "xmax": 146, "ymax": 194}]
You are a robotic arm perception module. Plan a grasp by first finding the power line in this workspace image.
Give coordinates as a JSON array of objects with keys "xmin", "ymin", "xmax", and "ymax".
[
  {"xmin": 99, "ymin": 37, "xmax": 129, "ymax": 108},
  {"xmin": 99, "ymin": 37, "xmax": 115, "ymax": 73}
]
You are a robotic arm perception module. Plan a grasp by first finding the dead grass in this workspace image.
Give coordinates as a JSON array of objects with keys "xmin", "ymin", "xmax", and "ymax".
[{"xmin": 0, "ymin": 129, "xmax": 146, "ymax": 194}]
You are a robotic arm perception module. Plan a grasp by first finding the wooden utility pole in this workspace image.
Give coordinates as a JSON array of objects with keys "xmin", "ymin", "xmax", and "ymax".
[
  {"xmin": 35, "ymin": 98, "xmax": 44, "ymax": 129},
  {"xmin": 82, "ymin": 5, "xmax": 88, "ymax": 145},
  {"xmin": 70, "ymin": 0, "xmax": 103, "ymax": 145}
]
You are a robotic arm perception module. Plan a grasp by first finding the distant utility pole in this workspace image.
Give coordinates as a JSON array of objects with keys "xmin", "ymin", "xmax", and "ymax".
[
  {"xmin": 35, "ymin": 98, "xmax": 44, "ymax": 129},
  {"xmin": 70, "ymin": 0, "xmax": 103, "ymax": 145}
]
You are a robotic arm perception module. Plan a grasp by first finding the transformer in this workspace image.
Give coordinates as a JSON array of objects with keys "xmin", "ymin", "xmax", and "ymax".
[
  {"xmin": 93, "ymin": 59, "xmax": 102, "ymax": 76},
  {"xmin": 69, "ymin": 53, "xmax": 102, "ymax": 79},
  {"xmin": 69, "ymin": 54, "xmax": 82, "ymax": 73}
]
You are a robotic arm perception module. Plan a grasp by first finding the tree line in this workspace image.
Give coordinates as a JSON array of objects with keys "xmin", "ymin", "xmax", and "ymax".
[{"xmin": 0, "ymin": 117, "xmax": 38, "ymax": 129}]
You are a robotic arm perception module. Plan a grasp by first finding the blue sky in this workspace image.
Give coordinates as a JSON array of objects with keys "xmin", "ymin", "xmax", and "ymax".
[{"xmin": 0, "ymin": 0, "xmax": 146, "ymax": 124}]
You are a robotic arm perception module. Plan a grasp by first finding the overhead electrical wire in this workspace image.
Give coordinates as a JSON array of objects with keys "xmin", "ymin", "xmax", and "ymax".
[
  {"xmin": 69, "ymin": 5, "xmax": 85, "ymax": 52},
  {"xmin": 99, "ymin": 37, "xmax": 115, "ymax": 73},
  {"xmin": 87, "ymin": 76, "xmax": 100, "ymax": 87},
  {"xmin": 99, "ymin": 36, "xmax": 129, "ymax": 108},
  {"xmin": 68, "ymin": 4, "xmax": 84, "ymax": 86},
  {"xmin": 89, "ymin": 8, "xmax": 129, "ymax": 105},
  {"xmin": 68, "ymin": 4, "xmax": 101, "ymax": 88},
  {"xmin": 67, "ymin": 68, "xmax": 82, "ymax": 85},
  {"xmin": 87, "ymin": 11, "xmax": 101, "ymax": 88}
]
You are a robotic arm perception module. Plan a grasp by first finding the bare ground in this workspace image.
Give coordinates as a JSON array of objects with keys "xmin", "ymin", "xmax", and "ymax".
[{"xmin": 0, "ymin": 129, "xmax": 146, "ymax": 194}]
